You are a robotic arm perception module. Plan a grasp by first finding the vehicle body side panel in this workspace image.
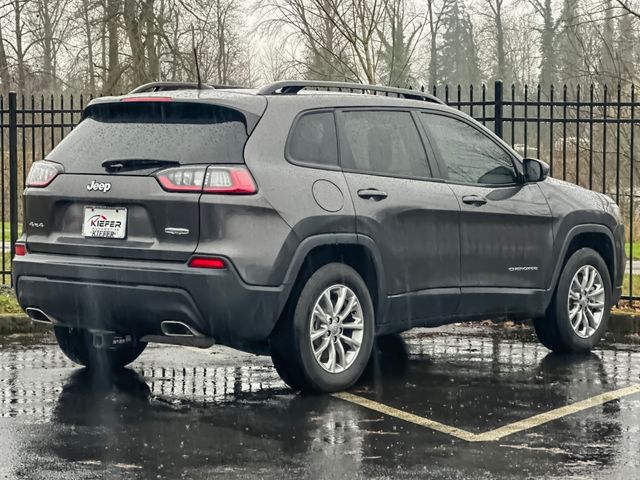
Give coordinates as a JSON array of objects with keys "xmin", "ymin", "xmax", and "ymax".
[
  {"xmin": 538, "ymin": 177, "xmax": 623, "ymax": 290},
  {"xmin": 242, "ymin": 99, "xmax": 357, "ymax": 286},
  {"xmin": 451, "ymin": 182, "xmax": 554, "ymax": 290},
  {"xmin": 197, "ymin": 194, "xmax": 298, "ymax": 286}
]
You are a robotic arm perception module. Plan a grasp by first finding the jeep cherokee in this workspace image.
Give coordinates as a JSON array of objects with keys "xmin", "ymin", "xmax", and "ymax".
[{"xmin": 12, "ymin": 80, "xmax": 625, "ymax": 393}]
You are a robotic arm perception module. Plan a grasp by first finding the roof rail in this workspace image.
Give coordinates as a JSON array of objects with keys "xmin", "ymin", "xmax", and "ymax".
[
  {"xmin": 129, "ymin": 82, "xmax": 215, "ymax": 94},
  {"xmin": 129, "ymin": 81, "xmax": 250, "ymax": 94},
  {"xmin": 256, "ymin": 80, "xmax": 444, "ymax": 105}
]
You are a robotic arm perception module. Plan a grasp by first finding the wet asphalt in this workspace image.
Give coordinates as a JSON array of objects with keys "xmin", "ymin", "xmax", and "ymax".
[{"xmin": 1, "ymin": 324, "xmax": 639, "ymax": 479}]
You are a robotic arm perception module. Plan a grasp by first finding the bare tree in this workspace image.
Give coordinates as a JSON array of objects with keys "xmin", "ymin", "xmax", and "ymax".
[
  {"xmin": 0, "ymin": 9, "xmax": 12, "ymax": 91},
  {"xmin": 426, "ymin": 0, "xmax": 453, "ymax": 88},
  {"xmin": 259, "ymin": 0, "xmax": 357, "ymax": 81},
  {"xmin": 10, "ymin": 0, "xmax": 30, "ymax": 91},
  {"xmin": 528, "ymin": 0, "xmax": 557, "ymax": 87},
  {"xmin": 79, "ymin": 0, "xmax": 97, "ymax": 93},
  {"xmin": 378, "ymin": 0, "xmax": 424, "ymax": 86},
  {"xmin": 475, "ymin": 0, "xmax": 509, "ymax": 82},
  {"xmin": 0, "ymin": 0, "xmax": 636, "ymax": 94},
  {"xmin": 27, "ymin": 0, "xmax": 73, "ymax": 90},
  {"xmin": 103, "ymin": 0, "xmax": 122, "ymax": 93},
  {"xmin": 616, "ymin": 0, "xmax": 640, "ymax": 18},
  {"xmin": 260, "ymin": 0, "xmax": 388, "ymax": 83}
]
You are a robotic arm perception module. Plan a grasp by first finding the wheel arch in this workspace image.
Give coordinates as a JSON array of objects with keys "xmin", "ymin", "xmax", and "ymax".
[
  {"xmin": 275, "ymin": 234, "xmax": 386, "ymax": 326},
  {"xmin": 551, "ymin": 224, "xmax": 617, "ymax": 292}
]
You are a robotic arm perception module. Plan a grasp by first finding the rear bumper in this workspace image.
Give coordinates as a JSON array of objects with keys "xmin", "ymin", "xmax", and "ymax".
[{"xmin": 13, "ymin": 253, "xmax": 284, "ymax": 348}]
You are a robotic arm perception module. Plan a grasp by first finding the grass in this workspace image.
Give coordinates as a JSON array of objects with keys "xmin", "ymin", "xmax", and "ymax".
[
  {"xmin": 0, "ymin": 286, "xmax": 21, "ymax": 314},
  {"xmin": 622, "ymin": 274, "xmax": 640, "ymax": 298},
  {"xmin": 626, "ymin": 242, "xmax": 640, "ymax": 261},
  {"xmin": 1, "ymin": 254, "xmax": 12, "ymax": 286},
  {"xmin": 1, "ymin": 222, "xmax": 22, "ymax": 287},
  {"xmin": 2, "ymin": 222, "xmax": 22, "ymax": 242}
]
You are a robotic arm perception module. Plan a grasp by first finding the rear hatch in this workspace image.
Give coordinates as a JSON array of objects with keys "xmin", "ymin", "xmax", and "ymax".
[{"xmin": 24, "ymin": 96, "xmax": 264, "ymax": 261}]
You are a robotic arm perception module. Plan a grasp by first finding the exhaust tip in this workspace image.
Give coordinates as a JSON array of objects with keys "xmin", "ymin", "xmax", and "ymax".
[
  {"xmin": 25, "ymin": 308, "xmax": 53, "ymax": 324},
  {"xmin": 160, "ymin": 321, "xmax": 201, "ymax": 337}
]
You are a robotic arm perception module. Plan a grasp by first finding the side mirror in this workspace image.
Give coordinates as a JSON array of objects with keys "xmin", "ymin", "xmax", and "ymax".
[{"xmin": 523, "ymin": 158, "xmax": 550, "ymax": 182}]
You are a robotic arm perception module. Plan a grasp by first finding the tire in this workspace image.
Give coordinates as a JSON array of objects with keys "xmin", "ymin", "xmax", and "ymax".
[
  {"xmin": 534, "ymin": 247, "xmax": 611, "ymax": 353},
  {"xmin": 54, "ymin": 326, "xmax": 147, "ymax": 370},
  {"xmin": 270, "ymin": 263, "xmax": 375, "ymax": 393}
]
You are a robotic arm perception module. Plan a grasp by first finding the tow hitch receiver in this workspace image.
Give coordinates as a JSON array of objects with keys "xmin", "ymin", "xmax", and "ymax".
[{"xmin": 92, "ymin": 332, "xmax": 134, "ymax": 349}]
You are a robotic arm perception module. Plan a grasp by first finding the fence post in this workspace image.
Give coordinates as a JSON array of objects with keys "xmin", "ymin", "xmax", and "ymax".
[
  {"xmin": 494, "ymin": 80, "xmax": 504, "ymax": 139},
  {"xmin": 8, "ymin": 91, "xmax": 18, "ymax": 280}
]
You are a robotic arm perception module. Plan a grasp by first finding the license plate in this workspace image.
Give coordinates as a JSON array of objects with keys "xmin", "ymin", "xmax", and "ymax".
[{"xmin": 82, "ymin": 206, "xmax": 127, "ymax": 239}]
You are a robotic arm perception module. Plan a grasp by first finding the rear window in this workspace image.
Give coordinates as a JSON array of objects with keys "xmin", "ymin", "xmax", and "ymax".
[
  {"xmin": 286, "ymin": 111, "xmax": 338, "ymax": 167},
  {"xmin": 47, "ymin": 102, "xmax": 249, "ymax": 173}
]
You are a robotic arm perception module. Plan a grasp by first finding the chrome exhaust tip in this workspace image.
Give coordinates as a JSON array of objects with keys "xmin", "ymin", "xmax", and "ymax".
[
  {"xmin": 160, "ymin": 321, "xmax": 201, "ymax": 337},
  {"xmin": 25, "ymin": 308, "xmax": 54, "ymax": 325}
]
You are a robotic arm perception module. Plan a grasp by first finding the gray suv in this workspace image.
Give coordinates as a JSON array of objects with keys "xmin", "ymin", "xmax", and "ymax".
[{"xmin": 12, "ymin": 80, "xmax": 625, "ymax": 393}]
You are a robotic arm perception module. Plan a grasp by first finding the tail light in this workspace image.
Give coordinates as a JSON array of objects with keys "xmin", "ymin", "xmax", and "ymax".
[
  {"xmin": 26, "ymin": 161, "xmax": 61, "ymax": 187},
  {"xmin": 156, "ymin": 165, "xmax": 206, "ymax": 192},
  {"xmin": 14, "ymin": 243, "xmax": 27, "ymax": 256},
  {"xmin": 188, "ymin": 256, "xmax": 225, "ymax": 269},
  {"xmin": 155, "ymin": 165, "xmax": 257, "ymax": 194}
]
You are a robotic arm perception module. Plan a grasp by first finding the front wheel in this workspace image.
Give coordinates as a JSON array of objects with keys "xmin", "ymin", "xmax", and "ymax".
[
  {"xmin": 270, "ymin": 263, "xmax": 375, "ymax": 393},
  {"xmin": 54, "ymin": 326, "xmax": 147, "ymax": 370},
  {"xmin": 534, "ymin": 248, "xmax": 611, "ymax": 353}
]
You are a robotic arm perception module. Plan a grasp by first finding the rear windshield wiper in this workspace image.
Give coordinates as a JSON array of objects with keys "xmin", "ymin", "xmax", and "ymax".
[{"xmin": 101, "ymin": 158, "xmax": 180, "ymax": 173}]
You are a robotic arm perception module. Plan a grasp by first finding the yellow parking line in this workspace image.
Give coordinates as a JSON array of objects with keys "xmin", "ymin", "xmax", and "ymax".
[
  {"xmin": 332, "ymin": 392, "xmax": 477, "ymax": 442},
  {"xmin": 474, "ymin": 383, "xmax": 640, "ymax": 442},
  {"xmin": 332, "ymin": 383, "xmax": 640, "ymax": 443}
]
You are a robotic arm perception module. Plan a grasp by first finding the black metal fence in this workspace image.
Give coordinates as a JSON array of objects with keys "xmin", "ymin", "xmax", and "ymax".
[{"xmin": 1, "ymin": 81, "xmax": 639, "ymax": 300}]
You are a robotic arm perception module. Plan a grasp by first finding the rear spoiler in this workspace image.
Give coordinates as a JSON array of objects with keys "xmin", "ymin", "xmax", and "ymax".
[{"xmin": 83, "ymin": 96, "xmax": 265, "ymax": 135}]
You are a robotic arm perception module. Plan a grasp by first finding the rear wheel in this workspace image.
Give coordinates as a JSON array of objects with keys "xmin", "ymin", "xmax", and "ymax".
[
  {"xmin": 534, "ymin": 248, "xmax": 611, "ymax": 353},
  {"xmin": 270, "ymin": 263, "xmax": 375, "ymax": 393},
  {"xmin": 54, "ymin": 326, "xmax": 146, "ymax": 370}
]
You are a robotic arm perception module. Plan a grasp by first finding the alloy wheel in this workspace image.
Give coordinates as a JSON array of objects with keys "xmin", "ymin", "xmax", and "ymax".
[
  {"xmin": 567, "ymin": 265, "xmax": 606, "ymax": 339},
  {"xmin": 309, "ymin": 284, "xmax": 364, "ymax": 374}
]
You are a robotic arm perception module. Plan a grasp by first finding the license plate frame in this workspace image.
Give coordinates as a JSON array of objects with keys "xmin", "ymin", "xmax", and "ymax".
[{"xmin": 82, "ymin": 206, "xmax": 127, "ymax": 239}]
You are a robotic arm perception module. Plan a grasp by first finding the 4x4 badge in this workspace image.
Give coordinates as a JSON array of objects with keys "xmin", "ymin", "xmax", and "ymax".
[{"xmin": 87, "ymin": 180, "xmax": 111, "ymax": 192}]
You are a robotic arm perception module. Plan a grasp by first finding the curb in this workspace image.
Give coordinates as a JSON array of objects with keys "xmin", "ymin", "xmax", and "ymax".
[
  {"xmin": 609, "ymin": 311, "xmax": 640, "ymax": 336},
  {"xmin": 0, "ymin": 314, "xmax": 51, "ymax": 335}
]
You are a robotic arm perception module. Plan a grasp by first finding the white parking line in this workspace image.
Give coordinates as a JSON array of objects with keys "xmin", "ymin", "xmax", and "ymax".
[{"xmin": 333, "ymin": 383, "xmax": 640, "ymax": 442}]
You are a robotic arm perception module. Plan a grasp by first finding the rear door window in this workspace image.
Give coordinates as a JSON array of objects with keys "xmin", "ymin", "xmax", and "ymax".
[
  {"xmin": 339, "ymin": 110, "xmax": 431, "ymax": 178},
  {"xmin": 47, "ymin": 102, "xmax": 249, "ymax": 173},
  {"xmin": 287, "ymin": 111, "xmax": 338, "ymax": 168}
]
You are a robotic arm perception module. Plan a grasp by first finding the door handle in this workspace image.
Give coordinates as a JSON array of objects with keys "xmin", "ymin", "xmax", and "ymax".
[
  {"xmin": 462, "ymin": 194, "xmax": 487, "ymax": 206},
  {"xmin": 358, "ymin": 189, "xmax": 388, "ymax": 201}
]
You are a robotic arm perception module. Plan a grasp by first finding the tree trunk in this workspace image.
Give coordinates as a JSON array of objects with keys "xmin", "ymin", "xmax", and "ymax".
[
  {"xmin": 538, "ymin": 0, "xmax": 555, "ymax": 87},
  {"xmin": 123, "ymin": 0, "xmax": 147, "ymax": 86},
  {"xmin": 0, "ymin": 22, "xmax": 11, "ymax": 92},
  {"xmin": 427, "ymin": 0, "xmax": 438, "ymax": 88},
  {"xmin": 143, "ymin": 0, "xmax": 159, "ymax": 81},
  {"xmin": 104, "ymin": 0, "xmax": 121, "ymax": 94},
  {"xmin": 494, "ymin": 0, "xmax": 506, "ymax": 82},
  {"xmin": 40, "ymin": 0, "xmax": 56, "ymax": 91},
  {"xmin": 14, "ymin": 0, "xmax": 26, "ymax": 92},
  {"xmin": 81, "ymin": 0, "xmax": 96, "ymax": 93}
]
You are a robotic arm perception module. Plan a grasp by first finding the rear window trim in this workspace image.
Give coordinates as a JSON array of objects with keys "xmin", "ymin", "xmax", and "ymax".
[{"xmin": 284, "ymin": 108, "xmax": 341, "ymax": 172}]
